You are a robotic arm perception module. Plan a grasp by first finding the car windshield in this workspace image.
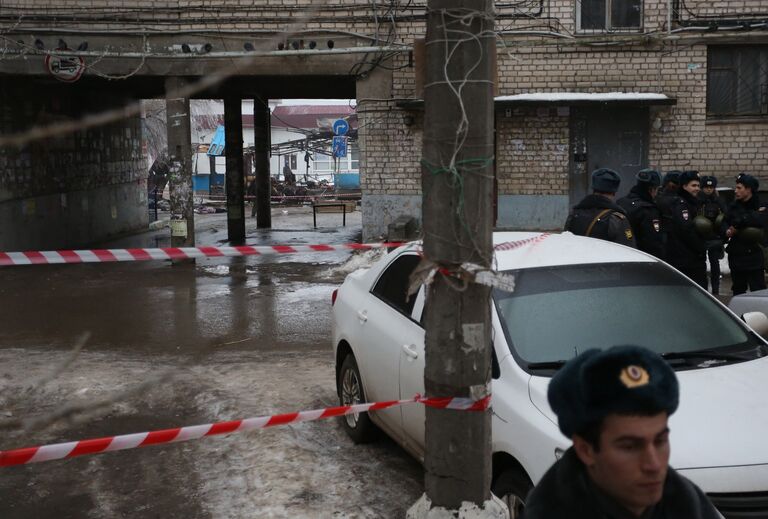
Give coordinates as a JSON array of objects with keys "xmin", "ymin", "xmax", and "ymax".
[{"xmin": 493, "ymin": 262, "xmax": 763, "ymax": 369}]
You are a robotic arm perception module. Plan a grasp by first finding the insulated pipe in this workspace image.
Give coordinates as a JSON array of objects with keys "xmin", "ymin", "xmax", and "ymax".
[
  {"xmin": 668, "ymin": 0, "xmax": 672, "ymax": 34},
  {"xmin": 0, "ymin": 45, "xmax": 410, "ymax": 59}
]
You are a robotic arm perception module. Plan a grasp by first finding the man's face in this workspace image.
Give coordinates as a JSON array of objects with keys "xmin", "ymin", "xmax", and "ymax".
[
  {"xmin": 703, "ymin": 186, "xmax": 715, "ymax": 196},
  {"xmin": 574, "ymin": 413, "xmax": 670, "ymax": 517},
  {"xmin": 650, "ymin": 186, "xmax": 659, "ymax": 199},
  {"xmin": 735, "ymin": 183, "xmax": 752, "ymax": 201},
  {"xmin": 683, "ymin": 180, "xmax": 700, "ymax": 197},
  {"xmin": 664, "ymin": 182, "xmax": 678, "ymax": 193}
]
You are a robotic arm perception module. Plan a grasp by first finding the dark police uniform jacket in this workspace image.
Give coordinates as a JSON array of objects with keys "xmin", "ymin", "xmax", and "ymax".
[
  {"xmin": 722, "ymin": 195, "xmax": 766, "ymax": 272},
  {"xmin": 698, "ymin": 191, "xmax": 727, "ymax": 251},
  {"xmin": 617, "ymin": 186, "xmax": 665, "ymax": 260},
  {"xmin": 666, "ymin": 190, "xmax": 706, "ymax": 271},
  {"xmin": 565, "ymin": 194, "xmax": 636, "ymax": 248},
  {"xmin": 699, "ymin": 192, "xmax": 727, "ymax": 224},
  {"xmin": 523, "ymin": 448, "xmax": 721, "ymax": 519},
  {"xmin": 655, "ymin": 189, "xmax": 678, "ymax": 242}
]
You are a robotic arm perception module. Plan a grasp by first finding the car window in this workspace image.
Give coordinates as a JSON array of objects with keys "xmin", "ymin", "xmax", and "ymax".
[
  {"xmin": 371, "ymin": 253, "xmax": 421, "ymax": 316},
  {"xmin": 493, "ymin": 262, "xmax": 761, "ymax": 367},
  {"xmin": 412, "ymin": 286, "xmax": 425, "ymax": 322}
]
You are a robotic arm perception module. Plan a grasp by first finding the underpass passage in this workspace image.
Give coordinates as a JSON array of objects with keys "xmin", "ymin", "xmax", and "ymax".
[
  {"xmin": 0, "ymin": 210, "xmax": 363, "ymax": 353},
  {"xmin": 0, "ymin": 81, "xmax": 149, "ymax": 252},
  {"xmin": 0, "ymin": 209, "xmax": 423, "ymax": 518}
]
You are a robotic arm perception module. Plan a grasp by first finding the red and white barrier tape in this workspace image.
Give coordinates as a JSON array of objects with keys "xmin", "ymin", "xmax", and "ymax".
[
  {"xmin": 0, "ymin": 395, "xmax": 490, "ymax": 467},
  {"xmin": 494, "ymin": 233, "xmax": 550, "ymax": 251},
  {"xmin": 0, "ymin": 242, "xmax": 403, "ymax": 267},
  {"xmin": 197, "ymin": 193, "xmax": 360, "ymax": 201},
  {"xmin": 0, "ymin": 235, "xmax": 550, "ymax": 268},
  {"xmin": 427, "ymin": 234, "xmax": 551, "ymax": 291}
]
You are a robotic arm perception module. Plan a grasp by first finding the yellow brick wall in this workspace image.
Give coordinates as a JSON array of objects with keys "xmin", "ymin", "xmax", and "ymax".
[
  {"xmin": 4, "ymin": 0, "xmax": 767, "ymax": 198},
  {"xmin": 496, "ymin": 108, "xmax": 570, "ymax": 196},
  {"xmin": 357, "ymin": 100, "xmax": 423, "ymax": 195}
]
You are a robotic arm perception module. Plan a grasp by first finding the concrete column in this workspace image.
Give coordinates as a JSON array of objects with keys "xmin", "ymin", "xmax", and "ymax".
[
  {"xmin": 224, "ymin": 96, "xmax": 245, "ymax": 243},
  {"xmin": 165, "ymin": 77, "xmax": 195, "ymax": 247},
  {"xmin": 253, "ymin": 98, "xmax": 272, "ymax": 228}
]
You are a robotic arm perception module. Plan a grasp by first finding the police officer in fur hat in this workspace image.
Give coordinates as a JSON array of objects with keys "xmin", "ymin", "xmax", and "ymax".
[
  {"xmin": 698, "ymin": 176, "xmax": 727, "ymax": 295},
  {"xmin": 655, "ymin": 171, "xmax": 681, "ymax": 247},
  {"xmin": 565, "ymin": 168, "xmax": 636, "ymax": 248},
  {"xmin": 617, "ymin": 169, "xmax": 665, "ymax": 259},
  {"xmin": 656, "ymin": 170, "xmax": 681, "ymax": 219},
  {"xmin": 666, "ymin": 171, "xmax": 707, "ymax": 289},
  {"xmin": 523, "ymin": 346, "xmax": 720, "ymax": 519},
  {"xmin": 722, "ymin": 173, "xmax": 767, "ymax": 295}
]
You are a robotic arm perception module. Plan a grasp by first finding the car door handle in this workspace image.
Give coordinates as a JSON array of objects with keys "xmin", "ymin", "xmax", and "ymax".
[
  {"xmin": 357, "ymin": 310, "xmax": 368, "ymax": 322},
  {"xmin": 402, "ymin": 344, "xmax": 419, "ymax": 359}
]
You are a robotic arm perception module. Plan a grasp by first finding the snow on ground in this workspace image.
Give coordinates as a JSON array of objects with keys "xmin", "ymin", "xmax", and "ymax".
[{"xmin": 0, "ymin": 348, "xmax": 423, "ymax": 518}]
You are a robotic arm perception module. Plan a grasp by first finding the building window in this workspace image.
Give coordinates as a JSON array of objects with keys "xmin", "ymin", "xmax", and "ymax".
[
  {"xmin": 707, "ymin": 46, "xmax": 768, "ymax": 118},
  {"xmin": 577, "ymin": 0, "xmax": 642, "ymax": 31},
  {"xmin": 313, "ymin": 142, "xmax": 359, "ymax": 175}
]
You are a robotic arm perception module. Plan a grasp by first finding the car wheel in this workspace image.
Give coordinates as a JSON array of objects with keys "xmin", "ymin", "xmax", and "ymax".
[
  {"xmin": 338, "ymin": 354, "xmax": 378, "ymax": 443},
  {"xmin": 491, "ymin": 468, "xmax": 532, "ymax": 519}
]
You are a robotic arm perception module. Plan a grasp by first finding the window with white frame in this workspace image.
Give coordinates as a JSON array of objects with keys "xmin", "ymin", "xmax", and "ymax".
[
  {"xmin": 577, "ymin": 0, "xmax": 642, "ymax": 32},
  {"xmin": 707, "ymin": 45, "xmax": 768, "ymax": 118},
  {"xmin": 313, "ymin": 142, "xmax": 359, "ymax": 174}
]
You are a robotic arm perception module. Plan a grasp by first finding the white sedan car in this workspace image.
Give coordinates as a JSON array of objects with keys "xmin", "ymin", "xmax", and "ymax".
[{"xmin": 332, "ymin": 232, "xmax": 768, "ymax": 518}]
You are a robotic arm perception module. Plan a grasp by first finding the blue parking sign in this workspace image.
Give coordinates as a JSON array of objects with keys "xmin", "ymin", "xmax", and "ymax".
[{"xmin": 333, "ymin": 136, "xmax": 348, "ymax": 158}]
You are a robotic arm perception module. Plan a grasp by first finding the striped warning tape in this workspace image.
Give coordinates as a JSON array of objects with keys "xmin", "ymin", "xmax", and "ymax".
[
  {"xmin": 0, "ymin": 235, "xmax": 549, "ymax": 268},
  {"xmin": 196, "ymin": 193, "xmax": 360, "ymax": 201},
  {"xmin": 0, "ymin": 395, "xmax": 490, "ymax": 467},
  {"xmin": 493, "ymin": 233, "xmax": 550, "ymax": 251},
  {"xmin": 0, "ymin": 242, "xmax": 403, "ymax": 267}
]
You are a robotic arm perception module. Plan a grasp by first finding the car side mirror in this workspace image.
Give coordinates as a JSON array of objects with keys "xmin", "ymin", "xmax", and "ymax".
[{"xmin": 743, "ymin": 311, "xmax": 768, "ymax": 338}]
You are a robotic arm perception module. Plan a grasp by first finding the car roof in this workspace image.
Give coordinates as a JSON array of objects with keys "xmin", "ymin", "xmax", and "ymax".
[{"xmin": 492, "ymin": 231, "xmax": 657, "ymax": 270}]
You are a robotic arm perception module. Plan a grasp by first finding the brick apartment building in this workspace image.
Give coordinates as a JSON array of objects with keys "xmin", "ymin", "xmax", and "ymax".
[
  {"xmin": 1, "ymin": 1, "xmax": 766, "ymax": 242},
  {"xmin": 362, "ymin": 0, "xmax": 768, "ymax": 236}
]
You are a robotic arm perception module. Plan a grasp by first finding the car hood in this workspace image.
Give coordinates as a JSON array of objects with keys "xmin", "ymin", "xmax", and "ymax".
[{"xmin": 528, "ymin": 356, "xmax": 768, "ymax": 469}]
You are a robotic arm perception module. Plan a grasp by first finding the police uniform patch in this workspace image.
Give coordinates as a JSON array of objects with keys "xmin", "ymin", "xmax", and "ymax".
[
  {"xmin": 619, "ymin": 365, "xmax": 650, "ymax": 388},
  {"xmin": 652, "ymin": 219, "xmax": 660, "ymax": 232},
  {"xmin": 681, "ymin": 209, "xmax": 689, "ymax": 221},
  {"xmin": 625, "ymin": 229, "xmax": 633, "ymax": 240}
]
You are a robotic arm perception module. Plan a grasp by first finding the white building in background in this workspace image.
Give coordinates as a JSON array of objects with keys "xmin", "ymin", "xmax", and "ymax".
[{"xmin": 191, "ymin": 100, "xmax": 358, "ymax": 193}]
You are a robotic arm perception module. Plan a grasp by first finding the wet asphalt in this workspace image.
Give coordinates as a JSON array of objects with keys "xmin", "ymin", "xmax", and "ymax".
[{"xmin": 0, "ymin": 207, "xmax": 423, "ymax": 518}]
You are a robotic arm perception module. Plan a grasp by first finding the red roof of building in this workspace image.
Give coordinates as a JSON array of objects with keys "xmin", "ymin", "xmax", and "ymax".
[{"xmin": 270, "ymin": 105, "xmax": 357, "ymax": 130}]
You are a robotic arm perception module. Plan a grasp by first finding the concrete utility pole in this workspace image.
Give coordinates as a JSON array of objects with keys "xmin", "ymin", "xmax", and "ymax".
[
  {"xmin": 224, "ymin": 96, "xmax": 246, "ymax": 243},
  {"xmin": 253, "ymin": 99, "xmax": 272, "ymax": 228},
  {"xmin": 165, "ymin": 77, "xmax": 195, "ymax": 248},
  {"xmin": 410, "ymin": 0, "xmax": 504, "ymax": 517}
]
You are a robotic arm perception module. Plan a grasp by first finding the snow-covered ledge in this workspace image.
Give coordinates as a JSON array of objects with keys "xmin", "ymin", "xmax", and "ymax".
[{"xmin": 494, "ymin": 92, "xmax": 675, "ymax": 105}]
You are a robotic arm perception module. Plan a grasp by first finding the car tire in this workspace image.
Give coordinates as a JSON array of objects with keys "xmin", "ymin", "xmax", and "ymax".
[
  {"xmin": 491, "ymin": 468, "xmax": 532, "ymax": 519},
  {"xmin": 338, "ymin": 354, "xmax": 378, "ymax": 443}
]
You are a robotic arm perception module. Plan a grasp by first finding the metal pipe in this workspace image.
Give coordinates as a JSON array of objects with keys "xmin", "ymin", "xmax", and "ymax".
[
  {"xmin": 0, "ymin": 45, "xmax": 410, "ymax": 59},
  {"xmin": 668, "ymin": 0, "xmax": 672, "ymax": 35}
]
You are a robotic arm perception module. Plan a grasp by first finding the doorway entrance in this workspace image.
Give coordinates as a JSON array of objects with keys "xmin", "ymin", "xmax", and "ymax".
[{"xmin": 569, "ymin": 105, "xmax": 649, "ymax": 205}]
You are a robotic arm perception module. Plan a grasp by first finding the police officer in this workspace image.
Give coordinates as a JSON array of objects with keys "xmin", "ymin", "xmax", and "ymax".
[
  {"xmin": 723, "ymin": 173, "xmax": 767, "ymax": 295},
  {"xmin": 617, "ymin": 169, "xmax": 665, "ymax": 259},
  {"xmin": 565, "ymin": 168, "xmax": 636, "ymax": 248},
  {"xmin": 666, "ymin": 171, "xmax": 707, "ymax": 289},
  {"xmin": 698, "ymin": 176, "xmax": 727, "ymax": 295},
  {"xmin": 655, "ymin": 171, "xmax": 681, "ymax": 217},
  {"xmin": 523, "ymin": 346, "xmax": 720, "ymax": 519},
  {"xmin": 655, "ymin": 171, "xmax": 681, "ymax": 251}
]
